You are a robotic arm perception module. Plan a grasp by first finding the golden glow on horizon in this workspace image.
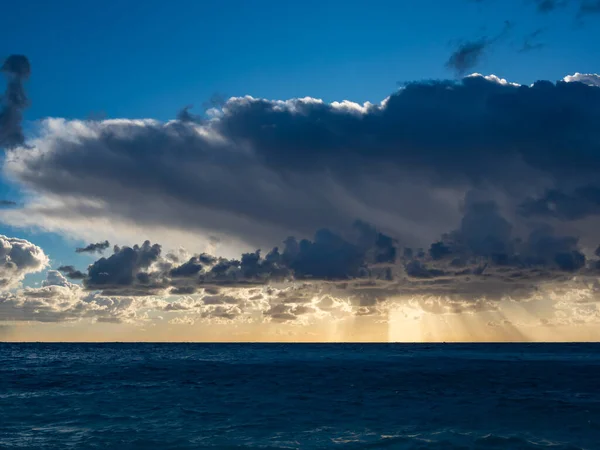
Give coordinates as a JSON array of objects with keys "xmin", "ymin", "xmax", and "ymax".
[
  {"xmin": 3, "ymin": 285, "xmax": 600, "ymax": 342},
  {"xmin": 2, "ymin": 301, "xmax": 600, "ymax": 343}
]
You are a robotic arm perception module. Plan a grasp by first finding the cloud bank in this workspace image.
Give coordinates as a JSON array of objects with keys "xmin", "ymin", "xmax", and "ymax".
[
  {"xmin": 3, "ymin": 71, "xmax": 600, "ymax": 338},
  {"xmin": 5, "ymin": 72, "xmax": 600, "ymax": 248}
]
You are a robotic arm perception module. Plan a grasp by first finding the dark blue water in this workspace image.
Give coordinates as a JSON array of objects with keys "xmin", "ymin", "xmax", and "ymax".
[{"xmin": 1, "ymin": 344, "xmax": 599, "ymax": 449}]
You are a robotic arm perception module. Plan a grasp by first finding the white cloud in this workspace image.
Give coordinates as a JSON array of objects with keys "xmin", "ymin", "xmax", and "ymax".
[
  {"xmin": 0, "ymin": 235, "xmax": 48, "ymax": 289},
  {"xmin": 563, "ymin": 72, "xmax": 600, "ymax": 87}
]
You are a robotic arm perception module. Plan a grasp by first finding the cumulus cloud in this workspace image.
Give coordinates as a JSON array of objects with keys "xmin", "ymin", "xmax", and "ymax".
[
  {"xmin": 57, "ymin": 222, "xmax": 396, "ymax": 296},
  {"xmin": 0, "ymin": 235, "xmax": 48, "ymax": 289},
  {"xmin": 0, "ymin": 55, "xmax": 30, "ymax": 149},
  {"xmin": 2, "ymin": 226, "xmax": 600, "ymax": 328},
  {"xmin": 0, "ymin": 270, "xmax": 145, "ymax": 323},
  {"xmin": 563, "ymin": 72, "xmax": 600, "ymax": 87},
  {"xmin": 84, "ymin": 240, "xmax": 163, "ymax": 295}
]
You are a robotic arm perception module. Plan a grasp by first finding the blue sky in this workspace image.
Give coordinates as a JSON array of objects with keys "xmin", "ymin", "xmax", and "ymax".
[{"xmin": 3, "ymin": 0, "xmax": 599, "ymax": 124}]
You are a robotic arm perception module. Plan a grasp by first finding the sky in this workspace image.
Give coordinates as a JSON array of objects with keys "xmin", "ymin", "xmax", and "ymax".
[{"xmin": 1, "ymin": 0, "xmax": 600, "ymax": 342}]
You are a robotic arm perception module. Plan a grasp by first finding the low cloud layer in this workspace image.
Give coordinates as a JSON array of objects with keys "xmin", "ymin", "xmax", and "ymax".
[
  {"xmin": 1, "ymin": 224, "xmax": 599, "ymax": 333},
  {"xmin": 0, "ymin": 270, "xmax": 144, "ymax": 323},
  {"xmin": 53, "ymin": 193, "xmax": 600, "ymax": 310},
  {"xmin": 58, "ymin": 221, "xmax": 395, "ymax": 295}
]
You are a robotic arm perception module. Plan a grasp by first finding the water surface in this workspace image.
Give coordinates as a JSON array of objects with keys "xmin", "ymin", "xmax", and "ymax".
[{"xmin": 1, "ymin": 343, "xmax": 599, "ymax": 449}]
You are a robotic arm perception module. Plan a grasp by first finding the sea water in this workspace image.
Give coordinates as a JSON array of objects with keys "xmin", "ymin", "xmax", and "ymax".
[{"xmin": 1, "ymin": 343, "xmax": 599, "ymax": 449}]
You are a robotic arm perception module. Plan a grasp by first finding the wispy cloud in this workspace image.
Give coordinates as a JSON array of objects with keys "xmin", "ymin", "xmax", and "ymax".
[{"xmin": 446, "ymin": 21, "xmax": 512, "ymax": 76}]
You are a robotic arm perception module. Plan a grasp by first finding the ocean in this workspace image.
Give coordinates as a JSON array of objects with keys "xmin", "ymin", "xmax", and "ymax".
[{"xmin": 1, "ymin": 343, "xmax": 599, "ymax": 449}]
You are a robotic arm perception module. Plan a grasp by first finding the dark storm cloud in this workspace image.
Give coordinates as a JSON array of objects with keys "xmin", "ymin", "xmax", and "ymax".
[
  {"xmin": 57, "ymin": 201, "xmax": 599, "ymax": 310},
  {"xmin": 85, "ymin": 240, "xmax": 162, "ymax": 293},
  {"xmin": 406, "ymin": 198, "xmax": 588, "ymax": 287},
  {"xmin": 0, "ymin": 55, "xmax": 30, "ymax": 149},
  {"xmin": 519, "ymin": 186, "xmax": 600, "ymax": 220},
  {"xmin": 6, "ymin": 74, "xmax": 600, "ymax": 251},
  {"xmin": 60, "ymin": 222, "xmax": 398, "ymax": 295},
  {"xmin": 75, "ymin": 240, "xmax": 110, "ymax": 254},
  {"xmin": 404, "ymin": 260, "xmax": 448, "ymax": 279},
  {"xmin": 169, "ymin": 256, "xmax": 203, "ymax": 277},
  {"xmin": 216, "ymin": 76, "xmax": 600, "ymax": 184},
  {"xmin": 0, "ymin": 200, "xmax": 17, "ymax": 207},
  {"xmin": 57, "ymin": 265, "xmax": 87, "ymax": 280}
]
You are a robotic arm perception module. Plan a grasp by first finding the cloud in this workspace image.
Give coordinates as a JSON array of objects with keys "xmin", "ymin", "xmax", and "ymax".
[
  {"xmin": 58, "ymin": 222, "xmax": 396, "ymax": 296},
  {"xmin": 529, "ymin": 0, "xmax": 600, "ymax": 21},
  {"xmin": 5, "ymin": 73, "xmax": 600, "ymax": 258},
  {"xmin": 57, "ymin": 265, "xmax": 86, "ymax": 280},
  {"xmin": 0, "ymin": 235, "xmax": 48, "ymax": 289},
  {"xmin": 0, "ymin": 55, "xmax": 30, "ymax": 149},
  {"xmin": 1, "ymin": 221, "xmax": 599, "ymax": 329},
  {"xmin": 446, "ymin": 21, "xmax": 512, "ymax": 76},
  {"xmin": 396, "ymin": 197, "xmax": 590, "ymax": 306},
  {"xmin": 563, "ymin": 72, "xmax": 600, "ymax": 87},
  {"xmin": 534, "ymin": 0, "xmax": 568, "ymax": 13},
  {"xmin": 75, "ymin": 240, "xmax": 110, "ymax": 254},
  {"xmin": 446, "ymin": 39, "xmax": 489, "ymax": 77},
  {"xmin": 578, "ymin": 0, "xmax": 600, "ymax": 16},
  {"xmin": 519, "ymin": 185, "xmax": 600, "ymax": 220},
  {"xmin": 48, "ymin": 196, "xmax": 600, "ymax": 325},
  {"xmin": 85, "ymin": 240, "xmax": 163, "ymax": 294},
  {"xmin": 0, "ymin": 270, "xmax": 146, "ymax": 323},
  {"xmin": 519, "ymin": 29, "xmax": 545, "ymax": 53},
  {"xmin": 43, "ymin": 270, "xmax": 77, "ymax": 288}
]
